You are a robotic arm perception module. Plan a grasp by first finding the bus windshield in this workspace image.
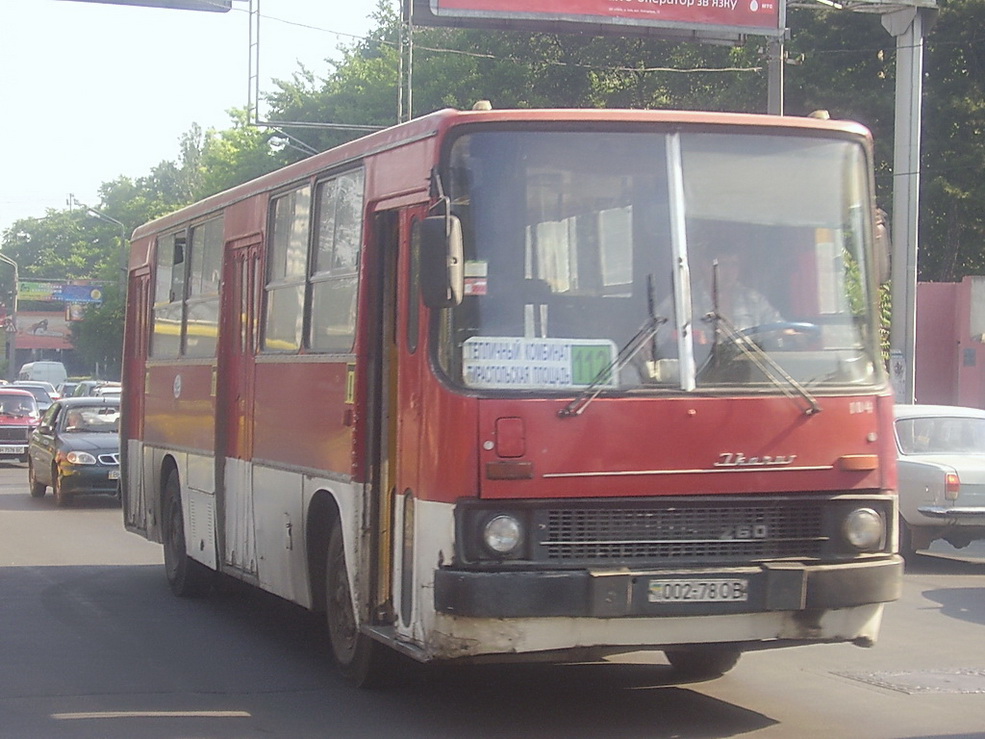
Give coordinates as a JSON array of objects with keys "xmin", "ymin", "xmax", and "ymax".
[{"xmin": 439, "ymin": 128, "xmax": 881, "ymax": 395}]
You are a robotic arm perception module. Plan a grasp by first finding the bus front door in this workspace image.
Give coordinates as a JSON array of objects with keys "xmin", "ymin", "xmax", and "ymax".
[{"xmin": 216, "ymin": 234, "xmax": 262, "ymax": 576}]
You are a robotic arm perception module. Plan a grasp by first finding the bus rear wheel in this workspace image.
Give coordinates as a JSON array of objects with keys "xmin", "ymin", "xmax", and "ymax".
[
  {"xmin": 665, "ymin": 645, "xmax": 742, "ymax": 680},
  {"xmin": 161, "ymin": 469, "xmax": 213, "ymax": 597},
  {"xmin": 325, "ymin": 519, "xmax": 396, "ymax": 688}
]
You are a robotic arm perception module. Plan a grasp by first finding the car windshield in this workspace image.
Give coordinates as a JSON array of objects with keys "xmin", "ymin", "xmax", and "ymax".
[
  {"xmin": 63, "ymin": 407, "xmax": 120, "ymax": 433},
  {"xmin": 0, "ymin": 396, "xmax": 37, "ymax": 416},
  {"xmin": 896, "ymin": 416, "xmax": 985, "ymax": 454},
  {"xmin": 23, "ymin": 387, "xmax": 52, "ymax": 403}
]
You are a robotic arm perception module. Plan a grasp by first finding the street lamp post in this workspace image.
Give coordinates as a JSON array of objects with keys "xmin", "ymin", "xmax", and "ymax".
[
  {"xmin": 0, "ymin": 253, "xmax": 19, "ymax": 382},
  {"xmin": 84, "ymin": 207, "xmax": 128, "ymax": 289}
]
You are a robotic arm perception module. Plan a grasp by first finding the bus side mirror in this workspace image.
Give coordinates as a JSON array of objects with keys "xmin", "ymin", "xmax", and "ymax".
[{"xmin": 418, "ymin": 214, "xmax": 464, "ymax": 308}]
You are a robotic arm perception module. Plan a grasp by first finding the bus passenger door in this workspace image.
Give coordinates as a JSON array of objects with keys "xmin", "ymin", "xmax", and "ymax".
[
  {"xmin": 367, "ymin": 209, "xmax": 425, "ymax": 631},
  {"xmin": 366, "ymin": 211, "xmax": 400, "ymax": 625},
  {"xmin": 216, "ymin": 234, "xmax": 261, "ymax": 576},
  {"xmin": 122, "ymin": 267, "xmax": 151, "ymax": 533}
]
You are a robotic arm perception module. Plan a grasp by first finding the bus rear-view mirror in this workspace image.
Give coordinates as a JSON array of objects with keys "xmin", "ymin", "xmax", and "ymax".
[{"xmin": 418, "ymin": 214, "xmax": 464, "ymax": 308}]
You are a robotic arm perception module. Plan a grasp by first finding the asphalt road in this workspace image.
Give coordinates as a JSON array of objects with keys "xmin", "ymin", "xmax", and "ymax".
[{"xmin": 2, "ymin": 463, "xmax": 985, "ymax": 738}]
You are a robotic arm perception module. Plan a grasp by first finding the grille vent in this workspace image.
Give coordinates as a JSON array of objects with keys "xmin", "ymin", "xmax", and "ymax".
[
  {"xmin": 540, "ymin": 503, "xmax": 825, "ymax": 562},
  {"xmin": 0, "ymin": 427, "xmax": 30, "ymax": 443}
]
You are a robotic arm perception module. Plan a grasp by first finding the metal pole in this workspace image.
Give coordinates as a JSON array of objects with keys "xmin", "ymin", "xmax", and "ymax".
[
  {"xmin": 767, "ymin": 38, "xmax": 784, "ymax": 116},
  {"xmin": 883, "ymin": 7, "xmax": 934, "ymax": 403},
  {"xmin": 85, "ymin": 207, "xmax": 128, "ymax": 289},
  {"xmin": 406, "ymin": 13, "xmax": 414, "ymax": 122},
  {"xmin": 0, "ymin": 254, "xmax": 19, "ymax": 382}
]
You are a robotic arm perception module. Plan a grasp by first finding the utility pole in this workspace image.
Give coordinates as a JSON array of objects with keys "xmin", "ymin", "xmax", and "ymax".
[{"xmin": 0, "ymin": 254, "xmax": 19, "ymax": 382}]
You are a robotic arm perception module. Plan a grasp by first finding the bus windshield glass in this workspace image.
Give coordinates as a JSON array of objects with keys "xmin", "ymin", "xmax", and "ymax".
[{"xmin": 439, "ymin": 128, "xmax": 880, "ymax": 395}]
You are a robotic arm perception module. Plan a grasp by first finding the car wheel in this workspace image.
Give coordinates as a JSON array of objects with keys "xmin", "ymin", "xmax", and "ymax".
[
  {"xmin": 326, "ymin": 518, "xmax": 397, "ymax": 688},
  {"xmin": 665, "ymin": 646, "xmax": 742, "ymax": 680},
  {"xmin": 53, "ymin": 470, "xmax": 70, "ymax": 507},
  {"xmin": 161, "ymin": 468, "xmax": 213, "ymax": 597},
  {"xmin": 28, "ymin": 459, "xmax": 46, "ymax": 498},
  {"xmin": 899, "ymin": 519, "xmax": 918, "ymax": 561}
]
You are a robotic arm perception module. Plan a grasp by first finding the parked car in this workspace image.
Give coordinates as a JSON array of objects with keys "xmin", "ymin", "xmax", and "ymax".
[
  {"xmin": 894, "ymin": 404, "xmax": 985, "ymax": 558},
  {"xmin": 27, "ymin": 397, "xmax": 121, "ymax": 507},
  {"xmin": 0, "ymin": 387, "xmax": 41, "ymax": 464}
]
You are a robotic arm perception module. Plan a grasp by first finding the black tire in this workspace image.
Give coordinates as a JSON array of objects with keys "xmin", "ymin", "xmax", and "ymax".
[
  {"xmin": 665, "ymin": 646, "xmax": 742, "ymax": 680},
  {"xmin": 28, "ymin": 460, "xmax": 46, "ymax": 498},
  {"xmin": 161, "ymin": 469, "xmax": 213, "ymax": 597},
  {"xmin": 326, "ymin": 518, "xmax": 397, "ymax": 688},
  {"xmin": 899, "ymin": 519, "xmax": 918, "ymax": 562},
  {"xmin": 53, "ymin": 470, "xmax": 70, "ymax": 507}
]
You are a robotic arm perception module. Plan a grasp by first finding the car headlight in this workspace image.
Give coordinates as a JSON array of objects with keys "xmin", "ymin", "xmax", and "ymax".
[
  {"xmin": 482, "ymin": 514, "xmax": 523, "ymax": 556},
  {"xmin": 65, "ymin": 451, "xmax": 98, "ymax": 465},
  {"xmin": 843, "ymin": 507, "xmax": 884, "ymax": 551}
]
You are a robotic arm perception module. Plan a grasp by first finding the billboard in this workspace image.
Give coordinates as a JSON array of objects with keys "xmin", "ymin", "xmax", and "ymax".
[
  {"xmin": 58, "ymin": 0, "xmax": 231, "ymax": 11},
  {"xmin": 411, "ymin": 0, "xmax": 785, "ymax": 39},
  {"xmin": 18, "ymin": 281, "xmax": 105, "ymax": 305},
  {"xmin": 15, "ymin": 311, "xmax": 74, "ymax": 351}
]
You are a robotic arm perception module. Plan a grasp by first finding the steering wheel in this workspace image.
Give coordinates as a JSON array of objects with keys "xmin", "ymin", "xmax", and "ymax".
[{"xmin": 740, "ymin": 321, "xmax": 821, "ymax": 351}]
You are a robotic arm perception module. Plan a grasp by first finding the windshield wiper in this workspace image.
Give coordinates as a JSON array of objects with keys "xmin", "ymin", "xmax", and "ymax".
[
  {"xmin": 558, "ymin": 314, "xmax": 667, "ymax": 418},
  {"xmin": 703, "ymin": 311, "xmax": 822, "ymax": 416}
]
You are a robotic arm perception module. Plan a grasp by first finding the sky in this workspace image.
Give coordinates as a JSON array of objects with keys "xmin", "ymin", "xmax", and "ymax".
[{"xmin": 0, "ymin": 0, "xmax": 382, "ymax": 235}]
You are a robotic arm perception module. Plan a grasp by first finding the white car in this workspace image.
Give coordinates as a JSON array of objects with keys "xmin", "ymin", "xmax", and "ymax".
[
  {"xmin": 14, "ymin": 380, "xmax": 60, "ymax": 400},
  {"xmin": 894, "ymin": 404, "xmax": 985, "ymax": 558},
  {"xmin": 12, "ymin": 381, "xmax": 56, "ymax": 411}
]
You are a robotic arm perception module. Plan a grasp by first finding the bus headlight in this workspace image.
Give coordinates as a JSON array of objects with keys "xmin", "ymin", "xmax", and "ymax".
[
  {"xmin": 843, "ymin": 507, "xmax": 883, "ymax": 551},
  {"xmin": 483, "ymin": 514, "xmax": 523, "ymax": 556}
]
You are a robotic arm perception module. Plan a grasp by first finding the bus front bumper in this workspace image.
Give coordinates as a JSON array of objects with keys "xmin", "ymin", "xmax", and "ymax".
[{"xmin": 434, "ymin": 557, "xmax": 903, "ymax": 619}]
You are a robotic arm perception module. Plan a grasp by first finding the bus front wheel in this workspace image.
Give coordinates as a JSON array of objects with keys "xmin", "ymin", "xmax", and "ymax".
[
  {"xmin": 326, "ymin": 519, "xmax": 396, "ymax": 688},
  {"xmin": 665, "ymin": 645, "xmax": 742, "ymax": 680},
  {"xmin": 161, "ymin": 469, "xmax": 213, "ymax": 597}
]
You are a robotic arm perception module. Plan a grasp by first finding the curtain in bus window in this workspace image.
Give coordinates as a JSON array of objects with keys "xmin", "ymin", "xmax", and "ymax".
[
  {"xmin": 263, "ymin": 186, "xmax": 310, "ymax": 352},
  {"xmin": 443, "ymin": 131, "xmax": 671, "ymax": 389},
  {"xmin": 151, "ymin": 231, "xmax": 186, "ymax": 358},
  {"xmin": 185, "ymin": 217, "xmax": 223, "ymax": 357},
  {"xmin": 310, "ymin": 169, "xmax": 364, "ymax": 353}
]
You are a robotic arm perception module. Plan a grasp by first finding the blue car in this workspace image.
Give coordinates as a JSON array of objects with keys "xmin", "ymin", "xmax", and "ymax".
[{"xmin": 27, "ymin": 397, "xmax": 121, "ymax": 507}]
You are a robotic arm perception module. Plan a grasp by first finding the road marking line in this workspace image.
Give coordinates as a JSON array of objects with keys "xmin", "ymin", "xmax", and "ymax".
[{"xmin": 52, "ymin": 711, "xmax": 251, "ymax": 720}]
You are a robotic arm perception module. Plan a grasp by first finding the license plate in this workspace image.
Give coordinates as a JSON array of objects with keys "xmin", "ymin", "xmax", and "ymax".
[
  {"xmin": 649, "ymin": 578, "xmax": 749, "ymax": 603},
  {"xmin": 108, "ymin": 469, "xmax": 120, "ymax": 480},
  {"xmin": 0, "ymin": 445, "xmax": 24, "ymax": 454}
]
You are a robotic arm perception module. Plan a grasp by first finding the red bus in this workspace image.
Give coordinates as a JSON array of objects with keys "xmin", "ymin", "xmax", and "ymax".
[{"xmin": 122, "ymin": 107, "xmax": 902, "ymax": 686}]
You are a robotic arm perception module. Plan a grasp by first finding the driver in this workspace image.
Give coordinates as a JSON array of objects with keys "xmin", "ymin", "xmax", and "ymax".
[
  {"xmin": 693, "ymin": 242, "xmax": 782, "ymax": 331},
  {"xmin": 631, "ymin": 236, "xmax": 786, "ymax": 384},
  {"xmin": 653, "ymin": 238, "xmax": 783, "ymax": 341}
]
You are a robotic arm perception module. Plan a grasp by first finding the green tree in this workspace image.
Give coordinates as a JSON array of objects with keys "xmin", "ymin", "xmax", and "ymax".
[
  {"xmin": 191, "ymin": 109, "xmax": 288, "ymax": 201},
  {"xmin": 919, "ymin": 0, "xmax": 985, "ymax": 281}
]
